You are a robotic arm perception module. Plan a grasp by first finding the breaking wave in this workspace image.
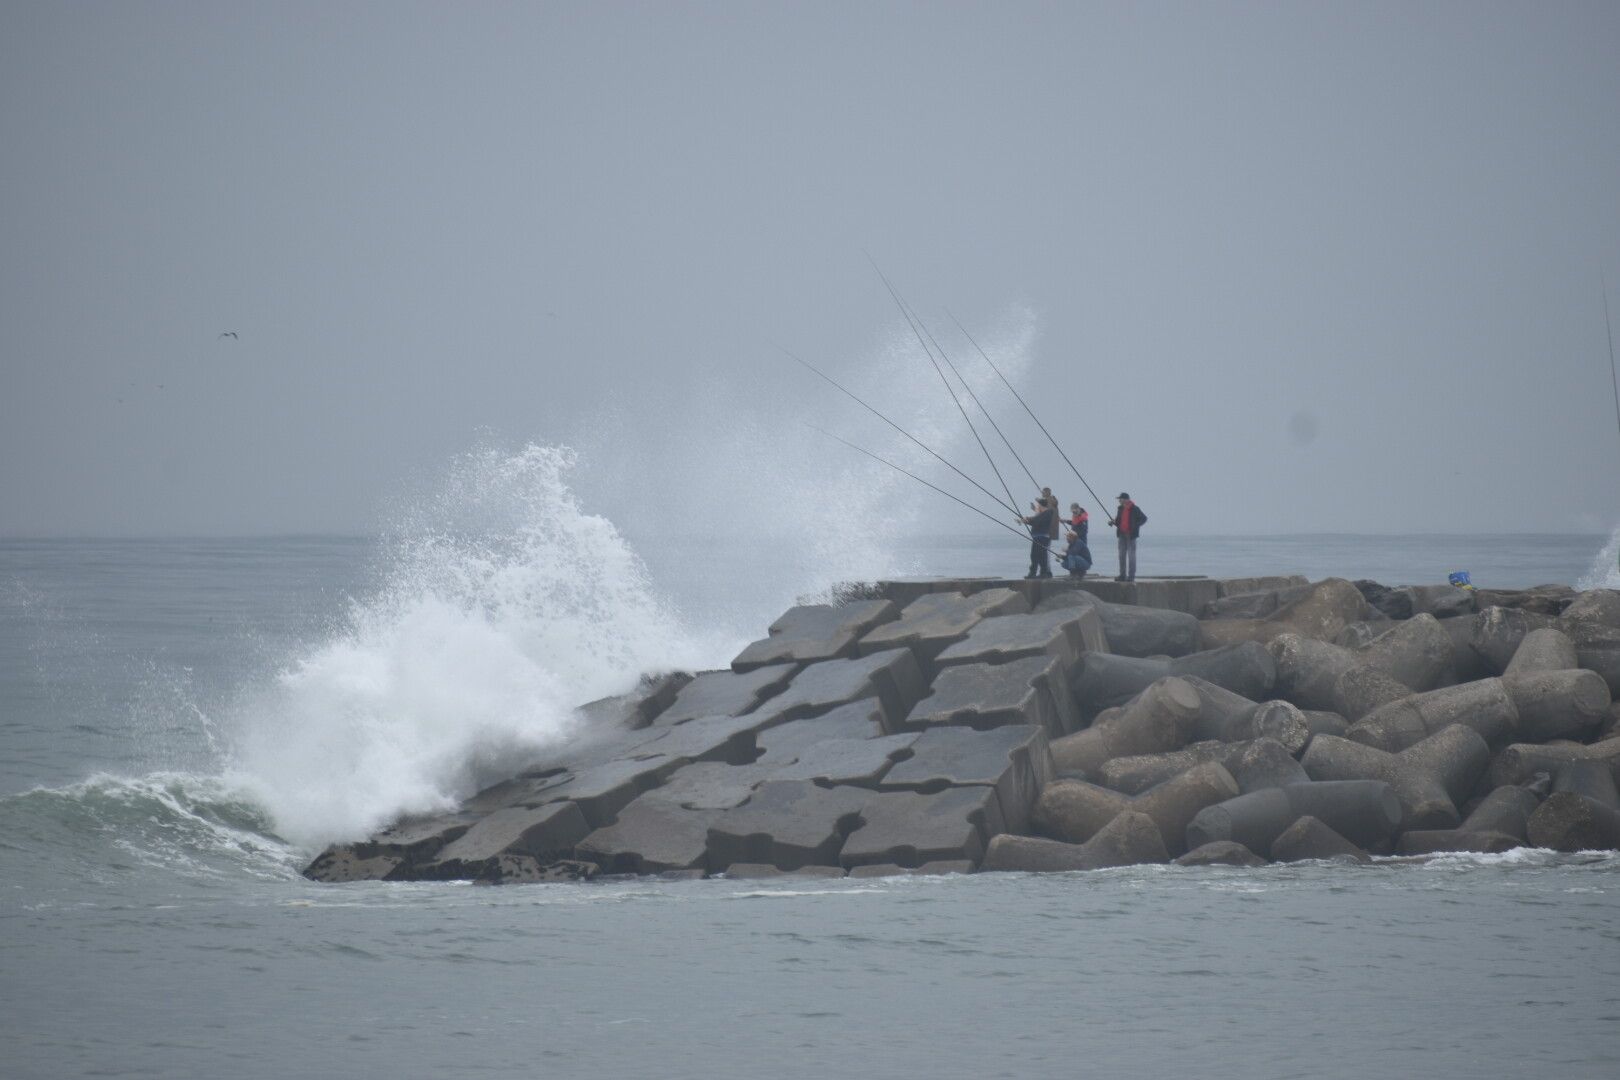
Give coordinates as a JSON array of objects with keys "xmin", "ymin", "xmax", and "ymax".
[{"xmin": 1578, "ymin": 525, "xmax": 1620, "ymax": 590}]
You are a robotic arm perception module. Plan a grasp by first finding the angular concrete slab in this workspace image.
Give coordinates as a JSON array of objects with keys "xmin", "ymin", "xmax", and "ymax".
[
  {"xmin": 707, "ymin": 781, "xmax": 872, "ymax": 870},
  {"xmin": 522, "ymin": 756, "xmax": 685, "ymax": 827},
  {"xmin": 846, "ymin": 860, "xmax": 975, "ymax": 878},
  {"xmin": 935, "ymin": 605, "xmax": 1108, "ymax": 671},
  {"xmin": 640, "ymin": 762, "xmax": 778, "ymax": 810},
  {"xmin": 572, "ymin": 671, "xmax": 693, "ymax": 732},
  {"xmin": 635, "ymin": 711, "xmax": 787, "ymax": 765},
  {"xmin": 880, "ymin": 724, "xmax": 1054, "ymax": 834},
  {"xmin": 655, "ymin": 665, "xmax": 799, "ymax": 725},
  {"xmin": 839, "ymin": 786, "xmax": 1006, "ymax": 870},
  {"xmin": 473, "ymin": 856, "xmax": 598, "ymax": 884},
  {"xmin": 753, "ymin": 649, "xmax": 929, "ymax": 731},
  {"xmin": 574, "ymin": 796, "xmax": 724, "ymax": 874},
  {"xmin": 766, "ymin": 733, "xmax": 917, "ymax": 787},
  {"xmin": 902, "ymin": 654, "xmax": 1077, "ymax": 736},
  {"xmin": 731, "ymin": 600, "xmax": 900, "ymax": 672},
  {"xmin": 857, "ymin": 588, "xmax": 1030, "ymax": 667},
  {"xmin": 463, "ymin": 771, "xmax": 579, "ymax": 814},
  {"xmin": 754, "ymin": 699, "xmax": 888, "ymax": 765},
  {"xmin": 421, "ymin": 802, "xmax": 591, "ymax": 879},
  {"xmin": 364, "ymin": 812, "xmax": 485, "ymax": 862},
  {"xmin": 723, "ymin": 863, "xmax": 848, "ymax": 880},
  {"xmin": 303, "ymin": 846, "xmax": 405, "ymax": 883}
]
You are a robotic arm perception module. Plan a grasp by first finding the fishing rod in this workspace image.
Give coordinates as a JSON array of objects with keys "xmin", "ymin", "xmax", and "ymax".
[
  {"xmin": 947, "ymin": 309, "xmax": 1110, "ymax": 514},
  {"xmin": 865, "ymin": 254, "xmax": 1024, "ymax": 521},
  {"xmin": 810, "ymin": 425, "xmax": 1063, "ymax": 558},
  {"xmin": 781, "ymin": 346, "xmax": 1018, "ymax": 515},
  {"xmin": 1605, "ymin": 277, "xmax": 1619, "ymax": 453},
  {"xmin": 909, "ymin": 300, "xmax": 1041, "ymax": 494}
]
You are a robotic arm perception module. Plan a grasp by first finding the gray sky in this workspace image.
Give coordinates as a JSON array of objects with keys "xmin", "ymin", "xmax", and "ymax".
[{"xmin": 3, "ymin": 1, "xmax": 1618, "ymax": 537}]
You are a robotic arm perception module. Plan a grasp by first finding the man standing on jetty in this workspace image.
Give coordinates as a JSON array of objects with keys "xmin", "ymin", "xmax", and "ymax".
[{"xmin": 1109, "ymin": 492, "xmax": 1146, "ymax": 582}]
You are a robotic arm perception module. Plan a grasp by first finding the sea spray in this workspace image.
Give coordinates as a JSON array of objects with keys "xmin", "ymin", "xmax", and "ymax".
[{"xmin": 227, "ymin": 443, "xmax": 723, "ymax": 850}]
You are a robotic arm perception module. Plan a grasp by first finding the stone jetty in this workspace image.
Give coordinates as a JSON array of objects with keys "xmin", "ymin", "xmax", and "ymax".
[{"xmin": 303, "ymin": 574, "xmax": 1620, "ymax": 883}]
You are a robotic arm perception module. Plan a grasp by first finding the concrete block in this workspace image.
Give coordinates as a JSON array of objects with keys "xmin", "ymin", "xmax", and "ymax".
[
  {"xmin": 302, "ymin": 847, "xmax": 405, "ymax": 883},
  {"xmin": 463, "ymin": 771, "xmax": 582, "ymax": 814},
  {"xmin": 858, "ymin": 588, "xmax": 1030, "ymax": 668},
  {"xmin": 572, "ymin": 671, "xmax": 694, "ymax": 732},
  {"xmin": 723, "ymin": 863, "xmax": 847, "ymax": 880},
  {"xmin": 1185, "ymin": 780, "xmax": 1403, "ymax": 858},
  {"xmin": 1216, "ymin": 575, "xmax": 1310, "ymax": 598},
  {"xmin": 1301, "ymin": 710, "xmax": 1350, "ymax": 742},
  {"xmin": 840, "ymin": 786, "xmax": 1006, "ymax": 869},
  {"xmin": 575, "ymin": 797, "xmax": 723, "ymax": 874},
  {"xmin": 846, "ymin": 861, "xmax": 974, "ymax": 878},
  {"xmin": 935, "ymin": 605, "xmax": 1107, "ymax": 671},
  {"xmin": 903, "ymin": 654, "xmax": 1077, "ymax": 736},
  {"xmin": 1050, "ymin": 676, "xmax": 1203, "ymax": 776},
  {"xmin": 1039, "ymin": 591, "xmax": 1200, "ymax": 657},
  {"xmin": 1504, "ymin": 628, "xmax": 1579, "ymax": 677},
  {"xmin": 767, "ymin": 733, "xmax": 918, "ymax": 788},
  {"xmin": 1355, "ymin": 614, "xmax": 1454, "ymax": 693},
  {"xmin": 980, "ymin": 811, "xmax": 1169, "ymax": 872},
  {"xmin": 1175, "ymin": 841, "xmax": 1268, "ymax": 867},
  {"xmin": 1552, "ymin": 759, "xmax": 1620, "ymax": 806},
  {"xmin": 1346, "ymin": 678, "xmax": 1520, "ymax": 753},
  {"xmin": 1177, "ymin": 676, "xmax": 1307, "ymax": 750},
  {"xmin": 1271, "ymin": 816, "xmax": 1370, "ymax": 863},
  {"xmin": 1072, "ymin": 645, "xmax": 1276, "ymax": 717},
  {"xmin": 1032, "ymin": 761, "xmax": 1240, "ymax": 856},
  {"xmin": 1557, "ymin": 588, "xmax": 1620, "ymax": 635},
  {"xmin": 755, "ymin": 649, "xmax": 929, "ymax": 731},
  {"xmin": 1303, "ymin": 726, "xmax": 1491, "ymax": 829},
  {"xmin": 517, "ymin": 756, "xmax": 686, "ymax": 827},
  {"xmin": 1578, "ymin": 645, "xmax": 1620, "ymax": 697},
  {"xmin": 1268, "ymin": 634, "xmax": 1408, "ymax": 720},
  {"xmin": 731, "ymin": 599, "xmax": 900, "ymax": 672},
  {"xmin": 707, "ymin": 781, "xmax": 871, "ymax": 870},
  {"xmin": 881, "ymin": 725, "xmax": 1054, "ymax": 833},
  {"xmin": 1441, "ymin": 613, "xmax": 1494, "ymax": 684},
  {"xmin": 641, "ymin": 762, "xmax": 777, "ymax": 810},
  {"xmin": 753, "ymin": 699, "xmax": 887, "ymax": 765},
  {"xmin": 363, "ymin": 812, "xmax": 485, "ymax": 863},
  {"xmin": 636, "ymin": 710, "xmax": 791, "ymax": 765},
  {"xmin": 421, "ymin": 802, "xmax": 591, "ymax": 880},
  {"xmin": 656, "ymin": 665, "xmax": 798, "ymax": 725},
  {"xmin": 472, "ymin": 856, "xmax": 599, "ymax": 884}
]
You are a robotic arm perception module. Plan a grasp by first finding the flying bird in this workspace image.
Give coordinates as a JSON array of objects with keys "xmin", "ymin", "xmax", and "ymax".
[{"xmin": 218, "ymin": 331, "xmax": 238, "ymax": 340}]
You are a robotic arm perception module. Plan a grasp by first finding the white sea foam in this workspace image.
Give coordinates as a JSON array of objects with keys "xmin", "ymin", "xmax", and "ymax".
[
  {"xmin": 1577, "ymin": 525, "xmax": 1620, "ymax": 590},
  {"xmin": 225, "ymin": 443, "xmax": 724, "ymax": 850}
]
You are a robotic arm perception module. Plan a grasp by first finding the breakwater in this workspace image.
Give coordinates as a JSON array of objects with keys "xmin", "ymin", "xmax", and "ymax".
[{"xmin": 304, "ymin": 573, "xmax": 1620, "ymax": 883}]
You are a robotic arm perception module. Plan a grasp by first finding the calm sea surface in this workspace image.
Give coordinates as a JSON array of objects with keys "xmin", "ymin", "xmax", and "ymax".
[{"xmin": 2, "ymin": 534, "xmax": 1618, "ymax": 1079}]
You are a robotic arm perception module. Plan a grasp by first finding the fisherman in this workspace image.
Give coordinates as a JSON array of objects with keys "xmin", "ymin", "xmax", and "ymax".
[
  {"xmin": 1020, "ymin": 495, "xmax": 1058, "ymax": 579},
  {"xmin": 1062, "ymin": 503, "xmax": 1092, "ymax": 578},
  {"xmin": 1109, "ymin": 492, "xmax": 1146, "ymax": 582}
]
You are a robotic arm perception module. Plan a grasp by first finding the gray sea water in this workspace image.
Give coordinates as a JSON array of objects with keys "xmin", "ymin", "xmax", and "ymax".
[{"xmin": 4, "ymin": 528, "xmax": 1620, "ymax": 1079}]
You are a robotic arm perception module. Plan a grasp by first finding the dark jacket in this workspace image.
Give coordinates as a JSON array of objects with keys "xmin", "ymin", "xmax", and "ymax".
[
  {"xmin": 1027, "ymin": 505, "xmax": 1058, "ymax": 538},
  {"xmin": 1113, "ymin": 501, "xmax": 1146, "ymax": 539}
]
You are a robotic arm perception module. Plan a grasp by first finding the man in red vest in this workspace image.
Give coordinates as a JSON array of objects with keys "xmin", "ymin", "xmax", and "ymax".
[{"xmin": 1109, "ymin": 492, "xmax": 1146, "ymax": 582}]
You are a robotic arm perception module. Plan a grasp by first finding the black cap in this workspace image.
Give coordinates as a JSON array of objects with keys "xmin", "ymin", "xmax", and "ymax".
[{"xmin": 1117, "ymin": 492, "xmax": 1129, "ymax": 499}]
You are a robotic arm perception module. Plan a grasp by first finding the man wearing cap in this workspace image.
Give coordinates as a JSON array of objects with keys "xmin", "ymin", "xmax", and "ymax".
[{"xmin": 1108, "ymin": 492, "xmax": 1147, "ymax": 582}]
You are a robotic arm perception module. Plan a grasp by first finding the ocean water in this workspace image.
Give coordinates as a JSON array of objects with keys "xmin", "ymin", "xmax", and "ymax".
[{"xmin": 3, "ymin": 455, "xmax": 1620, "ymax": 1078}]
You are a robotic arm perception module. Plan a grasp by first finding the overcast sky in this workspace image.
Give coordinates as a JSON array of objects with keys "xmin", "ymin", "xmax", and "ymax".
[{"xmin": 3, "ymin": 1, "xmax": 1618, "ymax": 538}]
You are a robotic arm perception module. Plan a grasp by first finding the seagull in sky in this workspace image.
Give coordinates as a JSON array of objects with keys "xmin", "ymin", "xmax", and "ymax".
[{"xmin": 218, "ymin": 331, "xmax": 238, "ymax": 340}]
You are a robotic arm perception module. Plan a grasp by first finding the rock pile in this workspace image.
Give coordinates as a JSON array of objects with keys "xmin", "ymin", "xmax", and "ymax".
[{"xmin": 304, "ymin": 574, "xmax": 1620, "ymax": 884}]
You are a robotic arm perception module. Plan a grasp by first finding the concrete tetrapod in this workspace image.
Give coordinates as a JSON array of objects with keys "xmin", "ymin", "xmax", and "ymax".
[
  {"xmin": 1489, "ymin": 737, "xmax": 1620, "ymax": 788},
  {"xmin": 1398, "ymin": 784, "xmax": 1542, "ymax": 855},
  {"xmin": 1098, "ymin": 738, "xmax": 1310, "ymax": 796},
  {"xmin": 1197, "ymin": 578, "xmax": 1370, "ymax": 649},
  {"xmin": 1525, "ymin": 761, "xmax": 1620, "ymax": 852},
  {"xmin": 1302, "ymin": 726, "xmax": 1491, "ymax": 829},
  {"xmin": 1502, "ymin": 628, "xmax": 1579, "ymax": 677},
  {"xmin": 1270, "ymin": 816, "xmax": 1371, "ymax": 863},
  {"xmin": 1174, "ymin": 841, "xmax": 1269, "ymax": 867},
  {"xmin": 1070, "ymin": 644, "xmax": 1276, "ymax": 716},
  {"xmin": 1267, "ymin": 634, "xmax": 1410, "ymax": 721},
  {"xmin": 1178, "ymin": 676, "xmax": 1309, "ymax": 751},
  {"xmin": 1471, "ymin": 607, "xmax": 1557, "ymax": 675},
  {"xmin": 1031, "ymin": 761, "xmax": 1240, "ymax": 856},
  {"xmin": 1354, "ymin": 614, "xmax": 1455, "ymax": 694},
  {"xmin": 1499, "ymin": 669, "xmax": 1612, "ymax": 743},
  {"xmin": 1345, "ymin": 678, "xmax": 1520, "ymax": 753},
  {"xmin": 980, "ymin": 811, "xmax": 1170, "ymax": 873},
  {"xmin": 1185, "ymin": 780, "xmax": 1403, "ymax": 858},
  {"xmin": 1050, "ymin": 676, "xmax": 1203, "ymax": 777}
]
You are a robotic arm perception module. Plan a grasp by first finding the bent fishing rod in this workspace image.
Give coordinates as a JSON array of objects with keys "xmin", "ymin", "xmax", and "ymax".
[
  {"xmin": 1605, "ymin": 277, "xmax": 1619, "ymax": 456},
  {"xmin": 865, "ymin": 253, "xmax": 1024, "ymax": 519},
  {"xmin": 809, "ymin": 425, "xmax": 1064, "ymax": 558},
  {"xmin": 781, "ymin": 346, "xmax": 1018, "ymax": 515},
  {"xmin": 946, "ymin": 309, "xmax": 1110, "ymax": 514}
]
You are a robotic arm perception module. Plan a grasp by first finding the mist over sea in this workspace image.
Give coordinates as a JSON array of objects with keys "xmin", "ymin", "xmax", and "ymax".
[{"xmin": 2, "ymin": 444, "xmax": 1618, "ymax": 1078}]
